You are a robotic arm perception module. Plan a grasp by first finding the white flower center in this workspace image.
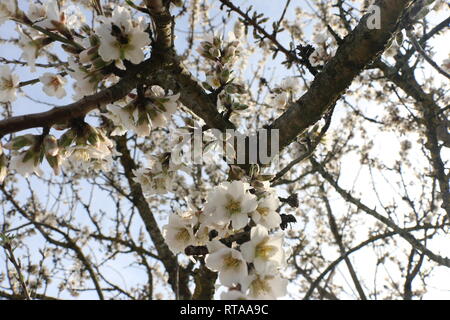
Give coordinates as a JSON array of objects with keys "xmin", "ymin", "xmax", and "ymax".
[
  {"xmin": 175, "ymin": 228, "xmax": 190, "ymax": 242},
  {"xmin": 225, "ymin": 195, "xmax": 241, "ymax": 215},
  {"xmin": 223, "ymin": 253, "xmax": 242, "ymax": 270},
  {"xmin": 255, "ymin": 240, "xmax": 277, "ymax": 260}
]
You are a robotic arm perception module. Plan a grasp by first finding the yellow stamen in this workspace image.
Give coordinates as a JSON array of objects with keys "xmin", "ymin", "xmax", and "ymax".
[
  {"xmin": 225, "ymin": 195, "xmax": 241, "ymax": 215},
  {"xmin": 257, "ymin": 206, "xmax": 270, "ymax": 216},
  {"xmin": 175, "ymin": 228, "xmax": 191, "ymax": 242},
  {"xmin": 223, "ymin": 253, "xmax": 242, "ymax": 270},
  {"xmin": 255, "ymin": 241, "xmax": 277, "ymax": 259}
]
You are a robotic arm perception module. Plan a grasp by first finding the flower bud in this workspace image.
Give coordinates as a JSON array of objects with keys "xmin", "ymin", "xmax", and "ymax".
[
  {"xmin": 3, "ymin": 135, "xmax": 36, "ymax": 150},
  {"xmin": 85, "ymin": 125, "xmax": 100, "ymax": 146},
  {"xmin": 80, "ymin": 24, "xmax": 92, "ymax": 35},
  {"xmin": 46, "ymin": 153, "xmax": 61, "ymax": 175},
  {"xmin": 209, "ymin": 48, "xmax": 221, "ymax": 58},
  {"xmin": 61, "ymin": 44, "xmax": 81, "ymax": 55},
  {"xmin": 58, "ymin": 129, "xmax": 76, "ymax": 148},
  {"xmin": 43, "ymin": 135, "xmax": 59, "ymax": 157}
]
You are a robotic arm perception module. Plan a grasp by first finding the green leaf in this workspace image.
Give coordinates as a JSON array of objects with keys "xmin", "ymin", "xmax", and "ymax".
[
  {"xmin": 5, "ymin": 135, "xmax": 36, "ymax": 150},
  {"xmin": 232, "ymin": 103, "xmax": 249, "ymax": 111},
  {"xmin": 58, "ymin": 130, "xmax": 76, "ymax": 148}
]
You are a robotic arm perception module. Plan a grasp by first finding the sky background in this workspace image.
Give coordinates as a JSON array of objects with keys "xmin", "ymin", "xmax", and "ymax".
[{"xmin": 0, "ymin": 0, "xmax": 449, "ymax": 300}]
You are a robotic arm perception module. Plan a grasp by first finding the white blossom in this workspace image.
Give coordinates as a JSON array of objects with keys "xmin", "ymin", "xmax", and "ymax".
[
  {"xmin": 280, "ymin": 77, "xmax": 301, "ymax": 92},
  {"xmin": 95, "ymin": 7, "xmax": 150, "ymax": 66},
  {"xmin": 0, "ymin": 65, "xmax": 19, "ymax": 103},
  {"xmin": 67, "ymin": 58, "xmax": 98, "ymax": 98},
  {"xmin": 163, "ymin": 214, "xmax": 196, "ymax": 254},
  {"xmin": 17, "ymin": 26, "xmax": 43, "ymax": 73},
  {"xmin": 312, "ymin": 32, "xmax": 329, "ymax": 45},
  {"xmin": 252, "ymin": 192, "xmax": 281, "ymax": 229},
  {"xmin": 108, "ymin": 104, "xmax": 138, "ymax": 134},
  {"xmin": 270, "ymin": 92, "xmax": 288, "ymax": 109},
  {"xmin": 43, "ymin": 135, "xmax": 59, "ymax": 157},
  {"xmin": 442, "ymin": 57, "xmax": 450, "ymax": 73},
  {"xmin": 63, "ymin": 145, "xmax": 108, "ymax": 169},
  {"xmin": 65, "ymin": 6, "xmax": 86, "ymax": 29},
  {"xmin": 34, "ymin": 0, "xmax": 63, "ymax": 29},
  {"xmin": 62, "ymin": 132, "xmax": 113, "ymax": 172},
  {"xmin": 27, "ymin": 2, "xmax": 47, "ymax": 23},
  {"xmin": 205, "ymin": 243, "xmax": 248, "ymax": 286},
  {"xmin": 240, "ymin": 225, "xmax": 286, "ymax": 275},
  {"xmin": 241, "ymin": 272, "xmax": 287, "ymax": 299},
  {"xmin": 132, "ymin": 155, "xmax": 175, "ymax": 196},
  {"xmin": 204, "ymin": 181, "xmax": 258, "ymax": 230},
  {"xmin": 105, "ymin": 86, "xmax": 179, "ymax": 137},
  {"xmin": 40, "ymin": 73, "xmax": 67, "ymax": 99},
  {"xmin": 309, "ymin": 46, "xmax": 328, "ymax": 67},
  {"xmin": 203, "ymin": 130, "xmax": 236, "ymax": 163},
  {"xmin": 233, "ymin": 21, "xmax": 245, "ymax": 40},
  {"xmin": 221, "ymin": 290, "xmax": 249, "ymax": 300},
  {"xmin": 105, "ymin": 104, "xmax": 137, "ymax": 136},
  {"xmin": 144, "ymin": 85, "xmax": 179, "ymax": 128}
]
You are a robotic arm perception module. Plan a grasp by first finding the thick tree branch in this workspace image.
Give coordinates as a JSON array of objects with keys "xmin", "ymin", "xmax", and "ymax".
[
  {"xmin": 115, "ymin": 135, "xmax": 192, "ymax": 300},
  {"xmin": 269, "ymin": 0, "xmax": 414, "ymax": 150},
  {"xmin": 0, "ymin": 57, "xmax": 161, "ymax": 136},
  {"xmin": 152, "ymin": 55, "xmax": 236, "ymax": 131}
]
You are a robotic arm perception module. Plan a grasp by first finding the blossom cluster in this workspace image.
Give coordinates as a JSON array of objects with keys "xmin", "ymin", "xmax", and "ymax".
[
  {"xmin": 163, "ymin": 179, "xmax": 288, "ymax": 300},
  {"xmin": 0, "ymin": 2, "xmax": 152, "ymax": 103},
  {"xmin": 132, "ymin": 153, "xmax": 177, "ymax": 196},
  {"xmin": 0, "ymin": 82, "xmax": 181, "ymax": 179},
  {"xmin": 308, "ymin": 31, "xmax": 336, "ymax": 67},
  {"xmin": 0, "ymin": 0, "xmax": 180, "ymax": 180},
  {"xmin": 106, "ymin": 86, "xmax": 180, "ymax": 137},
  {"xmin": 197, "ymin": 25, "xmax": 250, "ymax": 114},
  {"xmin": 2, "ymin": 122, "xmax": 115, "ymax": 178},
  {"xmin": 0, "ymin": 0, "xmax": 295, "ymax": 300},
  {"xmin": 268, "ymin": 76, "xmax": 302, "ymax": 110}
]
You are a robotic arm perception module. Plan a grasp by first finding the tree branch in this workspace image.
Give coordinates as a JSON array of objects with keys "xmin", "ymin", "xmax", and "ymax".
[
  {"xmin": 310, "ymin": 158, "xmax": 450, "ymax": 269},
  {"xmin": 115, "ymin": 135, "xmax": 192, "ymax": 300},
  {"xmin": 0, "ymin": 57, "xmax": 161, "ymax": 136},
  {"xmin": 269, "ymin": 0, "xmax": 414, "ymax": 151}
]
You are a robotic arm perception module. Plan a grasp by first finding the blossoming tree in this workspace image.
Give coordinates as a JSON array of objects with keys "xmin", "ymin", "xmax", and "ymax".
[{"xmin": 0, "ymin": 0, "xmax": 448, "ymax": 300}]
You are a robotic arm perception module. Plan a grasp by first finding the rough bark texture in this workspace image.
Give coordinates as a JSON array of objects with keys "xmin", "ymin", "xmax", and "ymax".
[
  {"xmin": 192, "ymin": 263, "xmax": 218, "ymax": 300},
  {"xmin": 270, "ymin": 0, "xmax": 414, "ymax": 150}
]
